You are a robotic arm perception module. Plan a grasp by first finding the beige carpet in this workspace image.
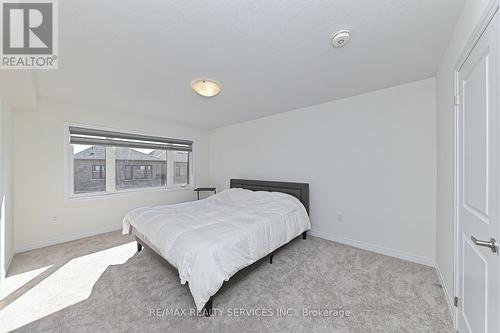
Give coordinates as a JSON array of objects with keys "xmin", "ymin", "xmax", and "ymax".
[{"xmin": 1, "ymin": 231, "xmax": 453, "ymax": 333}]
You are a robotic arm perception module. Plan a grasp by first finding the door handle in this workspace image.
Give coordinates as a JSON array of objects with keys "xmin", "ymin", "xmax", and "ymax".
[{"xmin": 471, "ymin": 236, "xmax": 499, "ymax": 253}]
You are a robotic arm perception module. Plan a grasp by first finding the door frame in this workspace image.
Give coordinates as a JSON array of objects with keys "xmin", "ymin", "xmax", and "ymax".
[{"xmin": 453, "ymin": 0, "xmax": 500, "ymax": 329}]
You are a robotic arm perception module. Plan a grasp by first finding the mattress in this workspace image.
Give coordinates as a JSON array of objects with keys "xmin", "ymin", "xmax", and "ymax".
[{"xmin": 122, "ymin": 188, "xmax": 311, "ymax": 310}]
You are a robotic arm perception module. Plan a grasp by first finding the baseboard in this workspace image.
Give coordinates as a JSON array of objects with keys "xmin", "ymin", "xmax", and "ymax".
[
  {"xmin": 15, "ymin": 225, "xmax": 435, "ymax": 266},
  {"xmin": 435, "ymin": 264, "xmax": 454, "ymax": 321},
  {"xmin": 5, "ymin": 248, "xmax": 13, "ymax": 272},
  {"xmin": 14, "ymin": 223, "xmax": 122, "ymax": 253},
  {"xmin": 1, "ymin": 247, "xmax": 14, "ymax": 279},
  {"xmin": 308, "ymin": 230, "xmax": 435, "ymax": 267}
]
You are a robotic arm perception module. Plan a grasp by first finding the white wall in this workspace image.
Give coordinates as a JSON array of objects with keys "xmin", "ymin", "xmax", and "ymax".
[
  {"xmin": 210, "ymin": 78, "xmax": 437, "ymax": 265},
  {"xmin": 435, "ymin": 0, "xmax": 492, "ymax": 305},
  {"xmin": 0, "ymin": 98, "xmax": 14, "ymax": 282},
  {"xmin": 13, "ymin": 99, "xmax": 210, "ymax": 252}
]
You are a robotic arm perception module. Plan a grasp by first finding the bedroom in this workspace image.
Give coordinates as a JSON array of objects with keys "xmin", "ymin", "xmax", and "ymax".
[{"xmin": 0, "ymin": 0, "xmax": 499, "ymax": 332}]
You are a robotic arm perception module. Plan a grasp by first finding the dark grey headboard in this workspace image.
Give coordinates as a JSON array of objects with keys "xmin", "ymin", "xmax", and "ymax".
[{"xmin": 230, "ymin": 179, "xmax": 309, "ymax": 214}]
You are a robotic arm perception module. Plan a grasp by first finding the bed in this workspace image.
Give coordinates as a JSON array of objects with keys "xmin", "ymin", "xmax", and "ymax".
[{"xmin": 122, "ymin": 179, "xmax": 310, "ymax": 315}]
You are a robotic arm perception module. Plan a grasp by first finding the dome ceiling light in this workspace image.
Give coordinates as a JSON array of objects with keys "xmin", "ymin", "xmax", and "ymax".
[{"xmin": 191, "ymin": 79, "xmax": 221, "ymax": 97}]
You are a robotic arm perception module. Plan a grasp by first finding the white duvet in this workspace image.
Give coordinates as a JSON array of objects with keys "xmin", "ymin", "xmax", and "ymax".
[{"xmin": 122, "ymin": 188, "xmax": 311, "ymax": 310}]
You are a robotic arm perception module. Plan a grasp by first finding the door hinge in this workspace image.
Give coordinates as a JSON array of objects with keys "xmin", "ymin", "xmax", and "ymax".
[
  {"xmin": 454, "ymin": 296, "xmax": 459, "ymax": 307},
  {"xmin": 454, "ymin": 95, "xmax": 461, "ymax": 106}
]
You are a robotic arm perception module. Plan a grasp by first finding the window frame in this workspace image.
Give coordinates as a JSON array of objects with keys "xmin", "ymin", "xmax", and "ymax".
[{"xmin": 64, "ymin": 123, "xmax": 195, "ymax": 201}]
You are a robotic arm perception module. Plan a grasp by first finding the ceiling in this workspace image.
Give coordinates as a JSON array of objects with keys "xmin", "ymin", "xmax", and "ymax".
[{"xmin": 33, "ymin": 0, "xmax": 464, "ymax": 129}]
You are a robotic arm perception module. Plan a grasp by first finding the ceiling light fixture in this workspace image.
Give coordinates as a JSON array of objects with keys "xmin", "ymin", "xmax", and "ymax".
[
  {"xmin": 332, "ymin": 30, "xmax": 351, "ymax": 48},
  {"xmin": 191, "ymin": 79, "xmax": 221, "ymax": 97}
]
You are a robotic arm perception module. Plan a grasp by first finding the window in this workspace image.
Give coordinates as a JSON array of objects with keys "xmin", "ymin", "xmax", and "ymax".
[
  {"xmin": 173, "ymin": 151, "xmax": 189, "ymax": 184},
  {"xmin": 92, "ymin": 165, "xmax": 105, "ymax": 179},
  {"xmin": 124, "ymin": 165, "xmax": 153, "ymax": 180},
  {"xmin": 68, "ymin": 126, "xmax": 193, "ymax": 197},
  {"xmin": 117, "ymin": 147, "xmax": 165, "ymax": 190}
]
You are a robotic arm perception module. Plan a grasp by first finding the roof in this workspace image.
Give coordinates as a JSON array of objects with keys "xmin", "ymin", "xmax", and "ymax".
[
  {"xmin": 74, "ymin": 146, "xmax": 189, "ymax": 162},
  {"xmin": 149, "ymin": 150, "xmax": 188, "ymax": 162},
  {"xmin": 74, "ymin": 146, "xmax": 164, "ymax": 161}
]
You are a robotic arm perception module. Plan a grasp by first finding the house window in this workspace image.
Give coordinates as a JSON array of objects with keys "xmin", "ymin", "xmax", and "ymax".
[
  {"xmin": 68, "ymin": 126, "xmax": 193, "ymax": 197},
  {"xmin": 119, "ymin": 158, "xmax": 161, "ymax": 190},
  {"xmin": 124, "ymin": 165, "xmax": 153, "ymax": 180},
  {"xmin": 92, "ymin": 165, "xmax": 105, "ymax": 179}
]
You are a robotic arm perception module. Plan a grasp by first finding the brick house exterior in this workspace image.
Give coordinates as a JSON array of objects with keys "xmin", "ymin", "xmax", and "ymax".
[{"xmin": 73, "ymin": 146, "xmax": 187, "ymax": 193}]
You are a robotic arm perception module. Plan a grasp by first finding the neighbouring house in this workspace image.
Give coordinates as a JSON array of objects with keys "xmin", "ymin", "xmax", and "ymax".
[{"xmin": 73, "ymin": 146, "xmax": 188, "ymax": 193}]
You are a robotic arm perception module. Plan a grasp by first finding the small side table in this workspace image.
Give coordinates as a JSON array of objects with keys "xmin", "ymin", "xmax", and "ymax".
[{"xmin": 194, "ymin": 187, "xmax": 216, "ymax": 200}]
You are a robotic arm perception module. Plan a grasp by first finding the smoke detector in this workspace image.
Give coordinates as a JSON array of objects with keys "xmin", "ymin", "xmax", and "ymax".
[{"xmin": 332, "ymin": 30, "xmax": 351, "ymax": 48}]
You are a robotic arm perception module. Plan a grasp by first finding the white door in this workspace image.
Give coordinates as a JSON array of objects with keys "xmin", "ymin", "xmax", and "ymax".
[{"xmin": 456, "ymin": 11, "xmax": 500, "ymax": 333}]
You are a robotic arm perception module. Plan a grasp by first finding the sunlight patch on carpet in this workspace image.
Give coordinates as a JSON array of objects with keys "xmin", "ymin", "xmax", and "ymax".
[{"xmin": 0, "ymin": 241, "xmax": 136, "ymax": 332}]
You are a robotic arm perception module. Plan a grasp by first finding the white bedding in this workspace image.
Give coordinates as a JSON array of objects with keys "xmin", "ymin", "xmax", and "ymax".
[{"xmin": 122, "ymin": 188, "xmax": 311, "ymax": 310}]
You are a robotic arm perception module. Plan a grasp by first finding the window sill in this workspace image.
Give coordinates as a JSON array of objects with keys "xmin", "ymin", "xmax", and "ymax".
[{"xmin": 65, "ymin": 184, "xmax": 194, "ymax": 202}]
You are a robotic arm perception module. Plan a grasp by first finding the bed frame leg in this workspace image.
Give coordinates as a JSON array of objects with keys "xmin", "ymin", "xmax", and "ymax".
[
  {"xmin": 269, "ymin": 254, "xmax": 273, "ymax": 264},
  {"xmin": 137, "ymin": 242, "xmax": 143, "ymax": 252},
  {"xmin": 204, "ymin": 298, "xmax": 213, "ymax": 317},
  {"xmin": 302, "ymin": 231, "xmax": 307, "ymax": 240}
]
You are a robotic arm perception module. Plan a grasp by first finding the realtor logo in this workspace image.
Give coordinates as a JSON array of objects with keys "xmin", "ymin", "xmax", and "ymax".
[{"xmin": 1, "ymin": 0, "xmax": 58, "ymax": 69}]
